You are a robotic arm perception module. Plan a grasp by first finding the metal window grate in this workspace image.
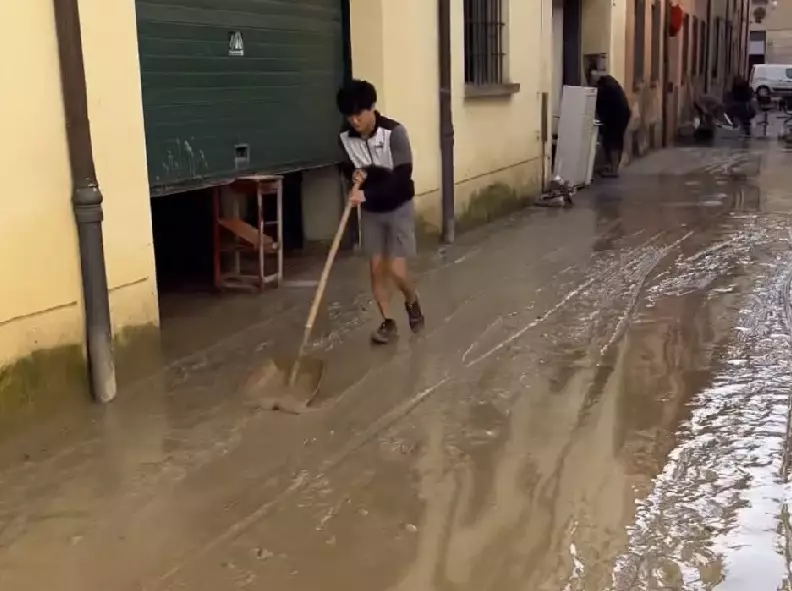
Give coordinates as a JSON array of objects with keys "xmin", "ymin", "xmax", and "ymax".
[
  {"xmin": 700, "ymin": 22, "xmax": 707, "ymax": 75},
  {"xmin": 651, "ymin": 0, "xmax": 660, "ymax": 82},
  {"xmin": 634, "ymin": 0, "xmax": 646, "ymax": 86},
  {"xmin": 464, "ymin": 0, "xmax": 506, "ymax": 86}
]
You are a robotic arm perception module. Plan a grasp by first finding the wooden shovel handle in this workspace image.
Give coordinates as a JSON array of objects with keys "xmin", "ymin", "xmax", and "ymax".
[
  {"xmin": 303, "ymin": 180, "xmax": 359, "ymax": 332},
  {"xmin": 287, "ymin": 181, "xmax": 359, "ymax": 388}
]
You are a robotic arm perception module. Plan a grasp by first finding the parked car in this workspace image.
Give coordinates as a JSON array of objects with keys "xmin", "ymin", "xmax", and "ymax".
[{"xmin": 750, "ymin": 64, "xmax": 792, "ymax": 101}]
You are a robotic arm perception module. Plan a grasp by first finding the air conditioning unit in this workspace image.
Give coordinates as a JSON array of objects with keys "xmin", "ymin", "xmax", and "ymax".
[{"xmin": 554, "ymin": 85, "xmax": 599, "ymax": 187}]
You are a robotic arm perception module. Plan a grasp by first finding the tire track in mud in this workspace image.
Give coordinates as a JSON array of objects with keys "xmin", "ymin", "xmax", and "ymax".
[
  {"xmin": 486, "ymin": 229, "xmax": 704, "ymax": 591},
  {"xmin": 463, "ymin": 229, "xmax": 675, "ymax": 368},
  {"xmin": 324, "ymin": 227, "xmax": 693, "ymax": 468},
  {"xmin": 623, "ymin": 147, "xmax": 760, "ymax": 179},
  {"xmin": 609, "ymin": 218, "xmax": 792, "ymax": 591}
]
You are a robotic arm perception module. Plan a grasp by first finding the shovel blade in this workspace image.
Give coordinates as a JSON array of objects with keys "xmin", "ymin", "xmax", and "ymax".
[{"xmin": 244, "ymin": 356, "xmax": 325, "ymax": 414}]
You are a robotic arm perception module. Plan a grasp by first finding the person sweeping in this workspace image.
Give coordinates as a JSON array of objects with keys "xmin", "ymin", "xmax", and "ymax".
[{"xmin": 336, "ymin": 80, "xmax": 425, "ymax": 344}]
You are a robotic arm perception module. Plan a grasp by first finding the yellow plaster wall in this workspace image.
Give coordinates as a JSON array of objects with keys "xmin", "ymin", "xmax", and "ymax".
[{"xmin": 0, "ymin": 0, "xmax": 158, "ymax": 368}]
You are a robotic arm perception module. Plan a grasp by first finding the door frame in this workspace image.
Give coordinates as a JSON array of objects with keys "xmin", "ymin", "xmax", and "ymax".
[{"xmin": 662, "ymin": 0, "xmax": 671, "ymax": 145}]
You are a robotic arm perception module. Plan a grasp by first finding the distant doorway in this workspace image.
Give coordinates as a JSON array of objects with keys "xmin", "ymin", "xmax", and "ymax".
[{"xmin": 552, "ymin": 0, "xmax": 583, "ymax": 164}]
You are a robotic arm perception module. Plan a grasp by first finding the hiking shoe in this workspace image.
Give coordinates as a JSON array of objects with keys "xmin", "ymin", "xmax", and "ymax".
[
  {"xmin": 405, "ymin": 297, "xmax": 425, "ymax": 333},
  {"xmin": 371, "ymin": 319, "xmax": 398, "ymax": 344}
]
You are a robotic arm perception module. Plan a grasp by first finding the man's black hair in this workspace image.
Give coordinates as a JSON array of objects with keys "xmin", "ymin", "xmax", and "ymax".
[{"xmin": 336, "ymin": 79, "xmax": 378, "ymax": 116}]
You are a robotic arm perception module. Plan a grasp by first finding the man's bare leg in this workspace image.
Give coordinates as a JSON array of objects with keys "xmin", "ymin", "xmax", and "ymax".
[
  {"xmin": 389, "ymin": 256, "xmax": 424, "ymax": 332},
  {"xmin": 388, "ymin": 257, "xmax": 416, "ymax": 304},
  {"xmin": 370, "ymin": 255, "xmax": 398, "ymax": 344},
  {"xmin": 370, "ymin": 255, "xmax": 391, "ymax": 318}
]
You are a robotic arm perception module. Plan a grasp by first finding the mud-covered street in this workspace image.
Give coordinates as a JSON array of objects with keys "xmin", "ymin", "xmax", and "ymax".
[{"xmin": 3, "ymin": 133, "xmax": 792, "ymax": 590}]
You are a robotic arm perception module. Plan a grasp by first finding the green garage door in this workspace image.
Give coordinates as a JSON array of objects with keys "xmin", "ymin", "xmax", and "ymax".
[{"xmin": 136, "ymin": 0, "xmax": 347, "ymax": 194}]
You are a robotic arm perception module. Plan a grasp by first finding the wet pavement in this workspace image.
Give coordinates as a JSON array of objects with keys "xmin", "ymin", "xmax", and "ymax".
[{"xmin": 4, "ymin": 122, "xmax": 792, "ymax": 590}]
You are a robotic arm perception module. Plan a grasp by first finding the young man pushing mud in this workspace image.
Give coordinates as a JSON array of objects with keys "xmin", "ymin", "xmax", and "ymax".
[{"xmin": 336, "ymin": 80, "xmax": 425, "ymax": 344}]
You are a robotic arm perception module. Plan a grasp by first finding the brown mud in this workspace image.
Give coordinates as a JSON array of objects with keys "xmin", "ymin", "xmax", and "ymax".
[{"xmin": 3, "ymin": 125, "xmax": 792, "ymax": 590}]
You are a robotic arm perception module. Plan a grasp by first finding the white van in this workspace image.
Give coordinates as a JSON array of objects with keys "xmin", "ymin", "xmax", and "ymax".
[{"xmin": 750, "ymin": 64, "xmax": 792, "ymax": 98}]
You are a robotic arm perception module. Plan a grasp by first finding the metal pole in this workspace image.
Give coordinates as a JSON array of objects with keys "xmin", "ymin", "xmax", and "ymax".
[
  {"xmin": 541, "ymin": 92, "xmax": 549, "ymax": 189},
  {"xmin": 53, "ymin": 0, "xmax": 117, "ymax": 403},
  {"xmin": 438, "ymin": 0, "xmax": 455, "ymax": 244}
]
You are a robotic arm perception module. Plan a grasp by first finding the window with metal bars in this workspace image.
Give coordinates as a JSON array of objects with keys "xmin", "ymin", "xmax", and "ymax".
[
  {"xmin": 699, "ymin": 22, "xmax": 707, "ymax": 75},
  {"xmin": 464, "ymin": 0, "xmax": 506, "ymax": 86},
  {"xmin": 651, "ymin": 0, "xmax": 660, "ymax": 83}
]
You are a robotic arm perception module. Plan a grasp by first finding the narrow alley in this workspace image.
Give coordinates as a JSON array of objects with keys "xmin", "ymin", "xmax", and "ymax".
[{"xmin": 3, "ymin": 128, "xmax": 792, "ymax": 590}]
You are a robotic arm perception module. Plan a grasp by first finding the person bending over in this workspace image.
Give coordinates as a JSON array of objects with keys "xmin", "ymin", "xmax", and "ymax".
[{"xmin": 592, "ymin": 71, "xmax": 632, "ymax": 178}]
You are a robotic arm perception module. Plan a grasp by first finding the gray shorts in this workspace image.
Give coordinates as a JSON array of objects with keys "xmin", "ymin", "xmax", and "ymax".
[{"xmin": 360, "ymin": 200, "xmax": 416, "ymax": 258}]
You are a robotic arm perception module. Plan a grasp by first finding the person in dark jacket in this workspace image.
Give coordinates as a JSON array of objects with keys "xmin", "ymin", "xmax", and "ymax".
[
  {"xmin": 592, "ymin": 72, "xmax": 632, "ymax": 178},
  {"xmin": 336, "ymin": 79, "xmax": 425, "ymax": 345},
  {"xmin": 728, "ymin": 75, "xmax": 755, "ymax": 135}
]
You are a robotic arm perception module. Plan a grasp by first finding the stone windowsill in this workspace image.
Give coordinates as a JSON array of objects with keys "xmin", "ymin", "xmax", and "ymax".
[{"xmin": 465, "ymin": 82, "xmax": 521, "ymax": 99}]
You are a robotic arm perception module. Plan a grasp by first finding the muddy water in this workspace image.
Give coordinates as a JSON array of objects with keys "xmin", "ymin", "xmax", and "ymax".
[
  {"xmin": 611, "ymin": 213, "xmax": 792, "ymax": 591},
  {"xmin": 3, "ymin": 144, "xmax": 792, "ymax": 591},
  {"xmin": 153, "ymin": 149, "xmax": 792, "ymax": 590}
]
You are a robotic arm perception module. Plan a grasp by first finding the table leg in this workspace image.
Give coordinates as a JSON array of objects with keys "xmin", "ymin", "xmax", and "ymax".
[
  {"xmin": 277, "ymin": 178, "xmax": 284, "ymax": 286},
  {"xmin": 257, "ymin": 184, "xmax": 265, "ymax": 292},
  {"xmin": 212, "ymin": 187, "xmax": 221, "ymax": 290}
]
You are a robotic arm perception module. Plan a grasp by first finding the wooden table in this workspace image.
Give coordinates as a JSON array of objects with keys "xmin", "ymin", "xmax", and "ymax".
[{"xmin": 212, "ymin": 174, "xmax": 283, "ymax": 292}]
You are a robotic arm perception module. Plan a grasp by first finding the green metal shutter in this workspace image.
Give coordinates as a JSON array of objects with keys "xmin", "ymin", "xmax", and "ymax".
[{"xmin": 135, "ymin": 0, "xmax": 346, "ymax": 194}]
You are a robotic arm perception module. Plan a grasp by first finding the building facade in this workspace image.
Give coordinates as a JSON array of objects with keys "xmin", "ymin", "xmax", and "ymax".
[
  {"xmin": 350, "ymin": 0, "xmax": 567, "ymax": 230},
  {"xmin": 625, "ymin": 0, "xmax": 750, "ymax": 152},
  {"xmin": 0, "ymin": 0, "xmax": 160, "ymax": 410},
  {"xmin": 749, "ymin": 0, "xmax": 792, "ymax": 65}
]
